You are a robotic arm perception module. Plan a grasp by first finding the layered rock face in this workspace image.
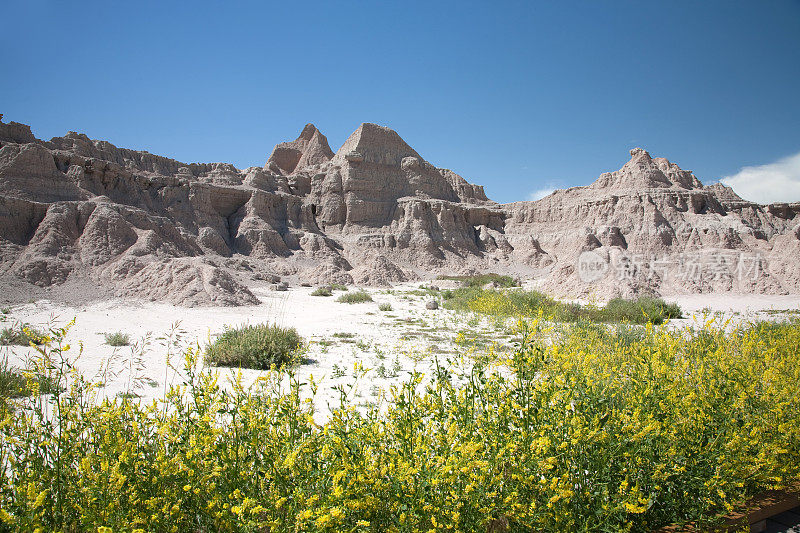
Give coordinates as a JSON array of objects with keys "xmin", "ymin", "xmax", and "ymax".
[
  {"xmin": 0, "ymin": 117, "xmax": 797, "ymax": 305},
  {"xmin": 504, "ymin": 148, "xmax": 800, "ymax": 297}
]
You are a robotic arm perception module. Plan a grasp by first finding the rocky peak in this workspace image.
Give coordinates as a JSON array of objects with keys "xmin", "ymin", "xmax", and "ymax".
[
  {"xmin": 298, "ymin": 123, "xmax": 320, "ymax": 141},
  {"xmin": 266, "ymin": 123, "xmax": 334, "ymax": 175},
  {"xmin": 333, "ymin": 123, "xmax": 421, "ymax": 167},
  {"xmin": 0, "ymin": 118, "xmax": 36, "ymax": 144},
  {"xmin": 628, "ymin": 147, "xmax": 652, "ymax": 162},
  {"xmin": 591, "ymin": 148, "xmax": 703, "ymax": 191}
]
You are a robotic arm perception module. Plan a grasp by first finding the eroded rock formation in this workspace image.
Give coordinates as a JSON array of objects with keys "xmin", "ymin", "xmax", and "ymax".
[{"xmin": 1, "ymin": 117, "xmax": 797, "ymax": 305}]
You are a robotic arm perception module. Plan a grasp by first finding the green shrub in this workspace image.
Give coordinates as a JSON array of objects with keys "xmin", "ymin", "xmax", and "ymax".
[
  {"xmin": 598, "ymin": 297, "xmax": 682, "ymax": 325},
  {"xmin": 331, "ymin": 283, "xmax": 348, "ymax": 291},
  {"xmin": 310, "ymin": 287, "xmax": 332, "ymax": 297},
  {"xmin": 0, "ymin": 359, "xmax": 27, "ymax": 400},
  {"xmin": 0, "ymin": 323, "xmax": 45, "ymax": 346},
  {"xmin": 104, "ymin": 331, "xmax": 131, "ymax": 346},
  {"xmin": 378, "ymin": 302, "xmax": 393, "ymax": 312},
  {"xmin": 0, "ymin": 356, "xmax": 60, "ymax": 399},
  {"xmin": 206, "ymin": 323, "xmax": 302, "ymax": 369},
  {"xmin": 336, "ymin": 290, "xmax": 373, "ymax": 304},
  {"xmin": 445, "ymin": 288, "xmax": 682, "ymax": 325},
  {"xmin": 436, "ymin": 273, "xmax": 519, "ymax": 288}
]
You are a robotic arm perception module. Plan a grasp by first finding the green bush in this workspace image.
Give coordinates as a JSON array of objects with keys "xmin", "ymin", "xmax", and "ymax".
[
  {"xmin": 437, "ymin": 273, "xmax": 520, "ymax": 288},
  {"xmin": 445, "ymin": 288, "xmax": 682, "ymax": 325},
  {"xmin": 331, "ymin": 284, "xmax": 348, "ymax": 291},
  {"xmin": 598, "ymin": 296, "xmax": 682, "ymax": 325},
  {"xmin": 378, "ymin": 302, "xmax": 393, "ymax": 312},
  {"xmin": 206, "ymin": 323, "xmax": 302, "ymax": 369},
  {"xmin": 0, "ymin": 323, "xmax": 45, "ymax": 346},
  {"xmin": 336, "ymin": 290, "xmax": 373, "ymax": 304},
  {"xmin": 310, "ymin": 287, "xmax": 332, "ymax": 297},
  {"xmin": 0, "ymin": 359, "xmax": 27, "ymax": 400},
  {"xmin": 104, "ymin": 331, "xmax": 131, "ymax": 346},
  {"xmin": 0, "ymin": 356, "xmax": 60, "ymax": 399}
]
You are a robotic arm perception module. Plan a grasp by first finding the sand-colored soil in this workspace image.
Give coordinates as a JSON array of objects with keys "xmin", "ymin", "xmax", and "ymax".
[{"xmin": 2, "ymin": 284, "xmax": 798, "ymax": 420}]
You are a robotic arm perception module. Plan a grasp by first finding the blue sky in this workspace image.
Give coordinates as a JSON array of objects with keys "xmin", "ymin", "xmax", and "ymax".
[{"xmin": 2, "ymin": 0, "xmax": 799, "ymax": 204}]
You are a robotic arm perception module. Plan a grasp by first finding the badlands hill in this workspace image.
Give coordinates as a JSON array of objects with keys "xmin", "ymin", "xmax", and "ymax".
[{"xmin": 0, "ymin": 118, "xmax": 798, "ymax": 306}]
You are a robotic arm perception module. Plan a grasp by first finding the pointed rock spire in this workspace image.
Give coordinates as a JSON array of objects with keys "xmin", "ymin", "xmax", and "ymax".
[
  {"xmin": 590, "ymin": 148, "xmax": 702, "ymax": 190},
  {"xmin": 266, "ymin": 123, "xmax": 334, "ymax": 174}
]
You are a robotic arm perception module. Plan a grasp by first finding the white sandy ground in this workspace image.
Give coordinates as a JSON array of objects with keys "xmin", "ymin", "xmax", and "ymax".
[{"xmin": 1, "ymin": 283, "xmax": 798, "ymax": 421}]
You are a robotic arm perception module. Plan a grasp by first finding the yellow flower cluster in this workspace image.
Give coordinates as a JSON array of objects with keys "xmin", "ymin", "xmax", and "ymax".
[{"xmin": 0, "ymin": 317, "xmax": 798, "ymax": 531}]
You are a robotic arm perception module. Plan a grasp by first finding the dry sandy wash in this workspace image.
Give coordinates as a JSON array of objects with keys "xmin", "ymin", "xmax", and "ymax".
[{"xmin": 2, "ymin": 282, "xmax": 798, "ymax": 421}]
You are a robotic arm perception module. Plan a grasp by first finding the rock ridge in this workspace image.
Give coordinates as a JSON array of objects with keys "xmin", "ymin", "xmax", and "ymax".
[{"xmin": 1, "ymin": 117, "xmax": 797, "ymax": 305}]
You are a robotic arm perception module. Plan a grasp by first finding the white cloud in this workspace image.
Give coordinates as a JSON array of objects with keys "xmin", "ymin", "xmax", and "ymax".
[
  {"xmin": 720, "ymin": 151, "xmax": 800, "ymax": 204},
  {"xmin": 528, "ymin": 187, "xmax": 555, "ymax": 201}
]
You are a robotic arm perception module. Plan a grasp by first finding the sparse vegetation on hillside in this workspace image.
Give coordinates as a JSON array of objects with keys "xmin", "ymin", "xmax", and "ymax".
[
  {"xmin": 206, "ymin": 323, "xmax": 302, "ymax": 369},
  {"xmin": 336, "ymin": 290, "xmax": 373, "ymax": 304},
  {"xmin": 378, "ymin": 302, "xmax": 392, "ymax": 311}
]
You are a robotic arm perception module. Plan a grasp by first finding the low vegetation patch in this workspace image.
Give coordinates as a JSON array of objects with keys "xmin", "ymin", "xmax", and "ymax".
[
  {"xmin": 378, "ymin": 302, "xmax": 392, "ymax": 311},
  {"xmin": 0, "ymin": 357, "xmax": 60, "ymax": 400},
  {"xmin": 330, "ymin": 283, "xmax": 348, "ymax": 291},
  {"xmin": 104, "ymin": 331, "xmax": 131, "ymax": 346},
  {"xmin": 600, "ymin": 296, "xmax": 682, "ymax": 323},
  {"xmin": 0, "ymin": 323, "xmax": 46, "ymax": 346},
  {"xmin": 206, "ymin": 323, "xmax": 302, "ymax": 369},
  {"xmin": 445, "ymin": 287, "xmax": 681, "ymax": 324},
  {"xmin": 310, "ymin": 287, "xmax": 332, "ymax": 297},
  {"xmin": 336, "ymin": 290, "xmax": 373, "ymax": 304},
  {"xmin": 437, "ymin": 272, "xmax": 520, "ymax": 288},
  {"xmin": 0, "ymin": 318, "xmax": 797, "ymax": 531}
]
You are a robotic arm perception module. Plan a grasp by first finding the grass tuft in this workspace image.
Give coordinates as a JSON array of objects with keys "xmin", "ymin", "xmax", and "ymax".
[
  {"xmin": 436, "ymin": 273, "xmax": 520, "ymax": 288},
  {"xmin": 0, "ymin": 323, "xmax": 46, "ymax": 346},
  {"xmin": 310, "ymin": 287, "xmax": 333, "ymax": 297},
  {"xmin": 600, "ymin": 296, "xmax": 682, "ymax": 323},
  {"xmin": 104, "ymin": 331, "xmax": 131, "ymax": 347},
  {"xmin": 206, "ymin": 323, "xmax": 302, "ymax": 369},
  {"xmin": 378, "ymin": 302, "xmax": 393, "ymax": 312},
  {"xmin": 0, "ymin": 356, "xmax": 61, "ymax": 399},
  {"xmin": 336, "ymin": 290, "xmax": 373, "ymax": 304}
]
